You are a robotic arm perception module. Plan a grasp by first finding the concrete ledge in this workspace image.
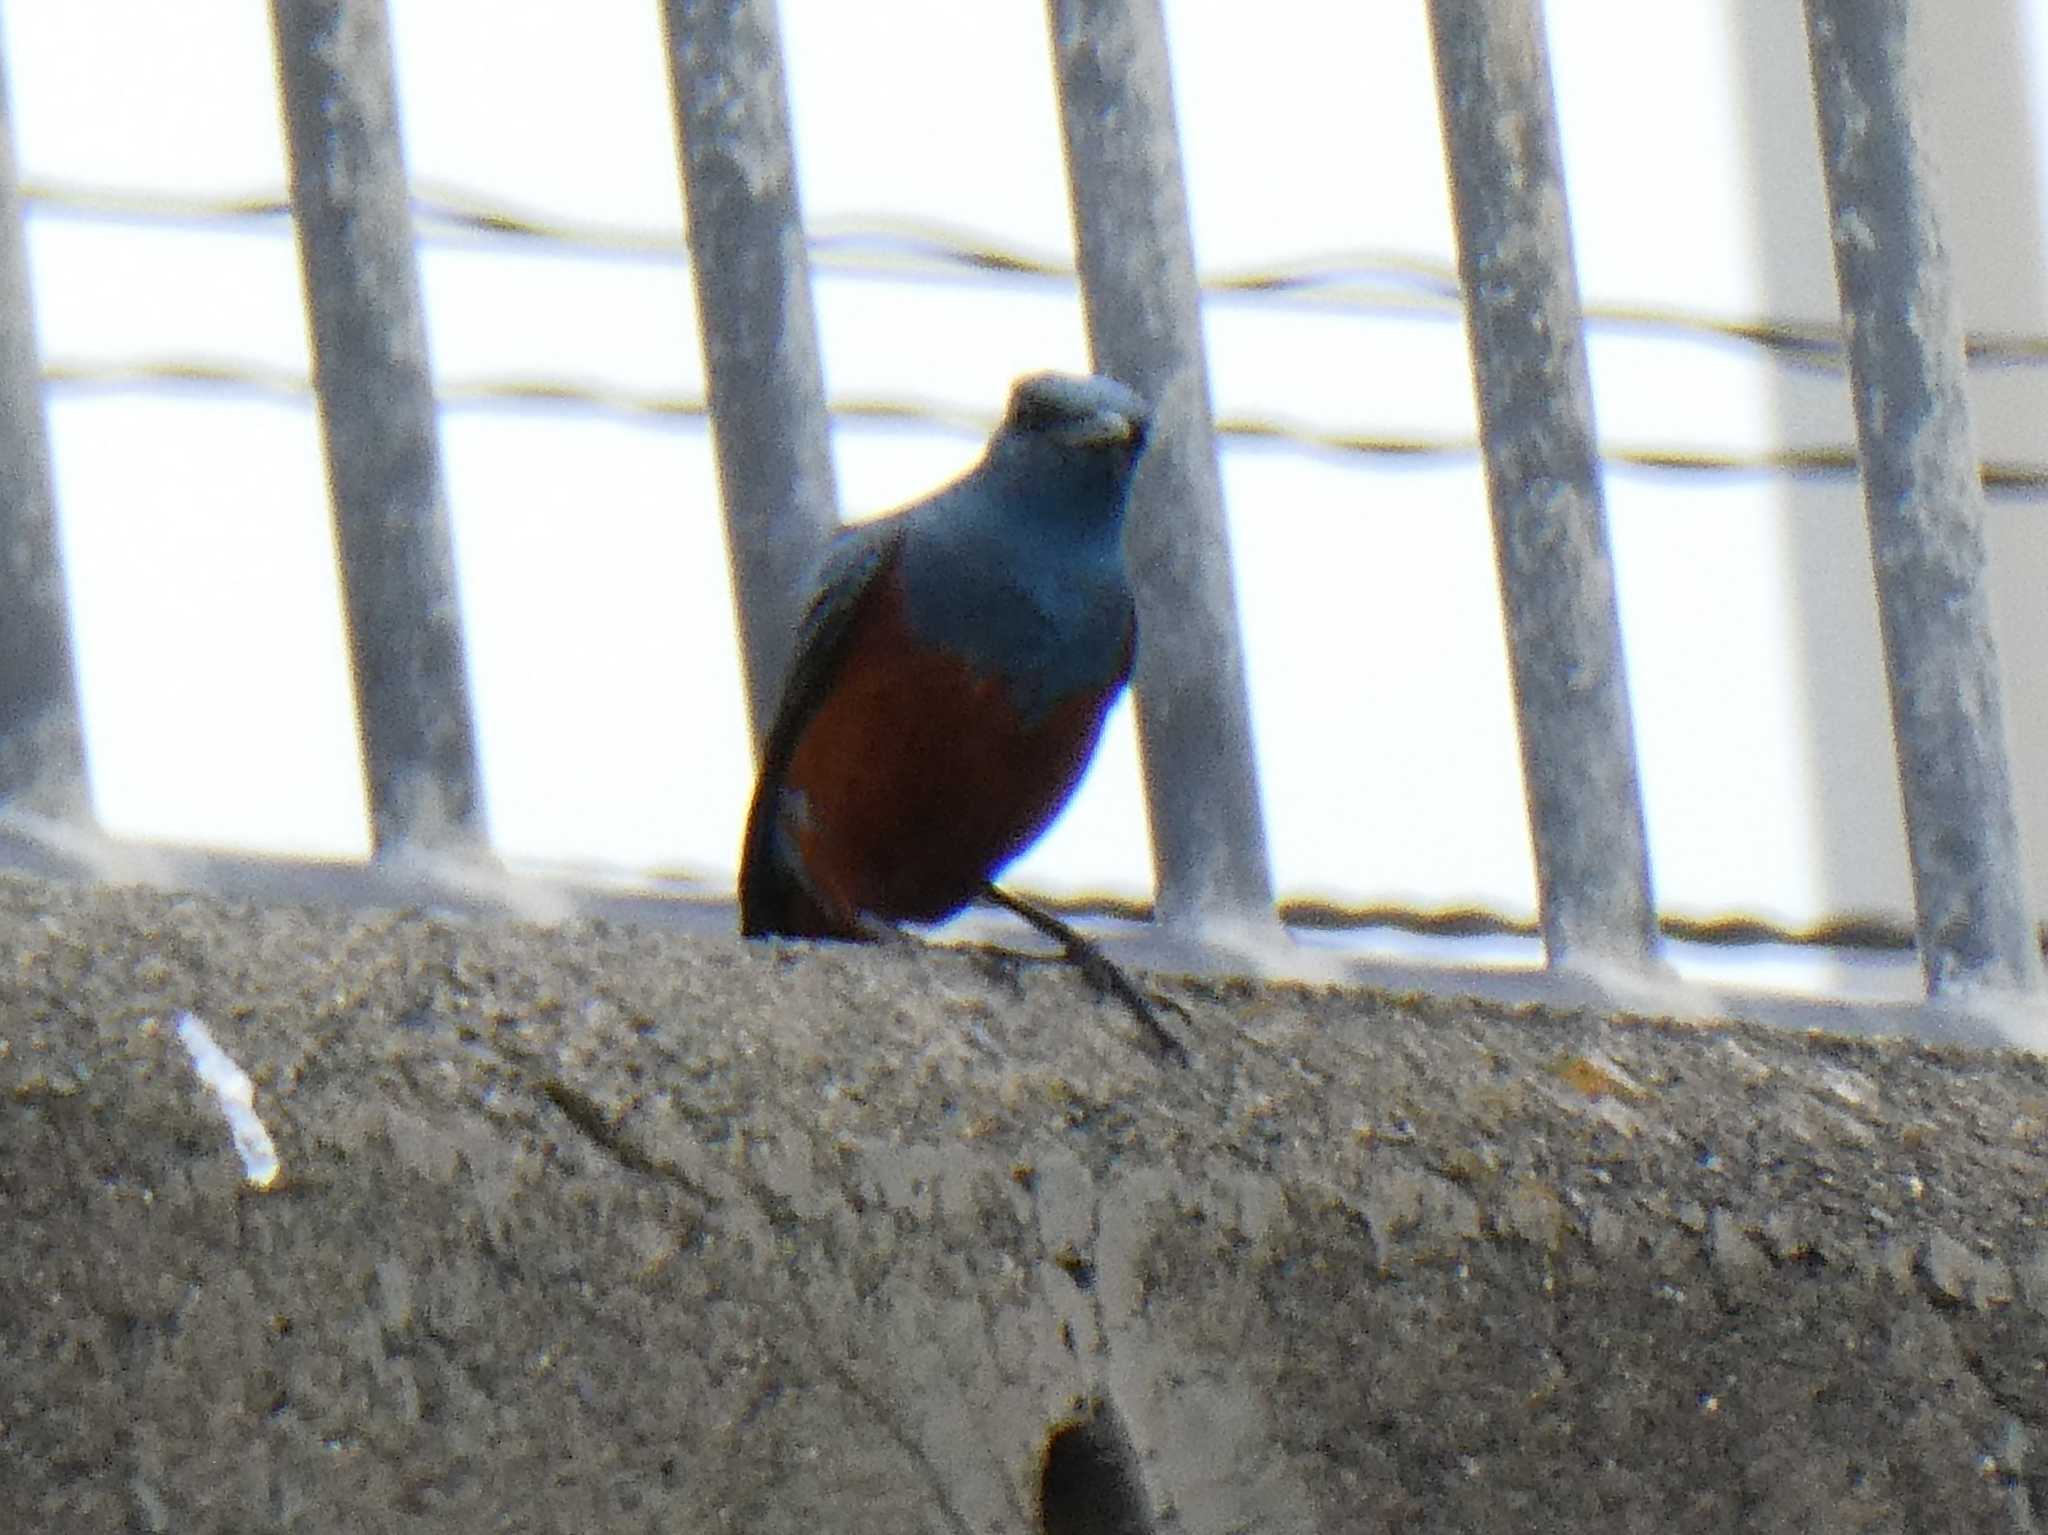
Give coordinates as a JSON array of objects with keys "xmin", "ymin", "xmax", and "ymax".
[{"xmin": 4, "ymin": 871, "xmax": 2045, "ymax": 1531}]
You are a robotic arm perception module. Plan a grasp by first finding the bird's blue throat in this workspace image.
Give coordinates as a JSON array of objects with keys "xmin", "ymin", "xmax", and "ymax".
[{"xmin": 894, "ymin": 503, "xmax": 1136, "ymax": 726}]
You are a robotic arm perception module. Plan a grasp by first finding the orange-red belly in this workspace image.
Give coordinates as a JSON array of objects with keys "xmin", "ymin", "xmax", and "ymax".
[{"xmin": 776, "ymin": 578, "xmax": 1129, "ymax": 930}]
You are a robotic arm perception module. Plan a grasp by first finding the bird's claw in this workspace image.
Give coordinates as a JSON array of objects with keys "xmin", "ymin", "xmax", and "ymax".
[{"xmin": 981, "ymin": 885, "xmax": 1191, "ymax": 1066}]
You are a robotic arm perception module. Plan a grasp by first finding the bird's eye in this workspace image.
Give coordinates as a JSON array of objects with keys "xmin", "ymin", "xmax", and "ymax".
[
  {"xmin": 1004, "ymin": 376, "xmax": 1144, "ymax": 448},
  {"xmin": 1011, "ymin": 388, "xmax": 1064, "ymax": 432}
]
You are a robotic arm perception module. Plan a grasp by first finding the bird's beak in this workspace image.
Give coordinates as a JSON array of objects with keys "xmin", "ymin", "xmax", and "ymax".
[{"xmin": 1069, "ymin": 410, "xmax": 1146, "ymax": 451}]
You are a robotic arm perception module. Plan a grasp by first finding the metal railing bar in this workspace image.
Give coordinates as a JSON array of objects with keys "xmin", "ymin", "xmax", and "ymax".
[
  {"xmin": 271, "ymin": 0, "xmax": 487, "ymax": 857},
  {"xmin": 0, "ymin": 39, "xmax": 85, "ymax": 816},
  {"xmin": 1804, "ymin": 0, "xmax": 2044, "ymax": 1000},
  {"xmin": 1046, "ymin": 0, "xmax": 1278, "ymax": 939},
  {"xmin": 1427, "ymin": 0, "xmax": 1662, "ymax": 973},
  {"xmin": 660, "ymin": 0, "xmax": 839, "ymax": 752}
]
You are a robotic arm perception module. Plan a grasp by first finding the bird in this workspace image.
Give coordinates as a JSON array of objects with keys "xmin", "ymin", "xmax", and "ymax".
[{"xmin": 738, "ymin": 371, "xmax": 1185, "ymax": 1060}]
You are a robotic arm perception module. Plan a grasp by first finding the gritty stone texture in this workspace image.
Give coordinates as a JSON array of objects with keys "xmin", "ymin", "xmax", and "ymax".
[{"xmin": 3, "ymin": 870, "xmax": 2046, "ymax": 1532}]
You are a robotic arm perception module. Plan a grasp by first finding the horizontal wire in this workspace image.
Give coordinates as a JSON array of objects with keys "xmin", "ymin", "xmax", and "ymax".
[
  {"xmin": 30, "ymin": 180, "xmax": 2048, "ymax": 490},
  {"xmin": 43, "ymin": 357, "xmax": 2048, "ymax": 495},
  {"xmin": 33, "ymin": 178, "xmax": 2048, "ymax": 491},
  {"xmin": 31, "ymin": 175, "xmax": 2048, "ymax": 376},
  {"xmin": 1043, "ymin": 890, "xmax": 1926, "ymax": 953}
]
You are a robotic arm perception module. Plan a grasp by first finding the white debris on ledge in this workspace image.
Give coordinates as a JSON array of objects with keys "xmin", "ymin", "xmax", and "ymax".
[{"xmin": 174, "ymin": 1012, "xmax": 281, "ymax": 1189}]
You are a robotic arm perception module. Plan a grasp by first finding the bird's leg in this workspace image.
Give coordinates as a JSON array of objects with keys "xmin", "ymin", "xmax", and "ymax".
[
  {"xmin": 979, "ymin": 885, "xmax": 1190, "ymax": 1066},
  {"xmin": 846, "ymin": 908, "xmax": 915, "ymax": 947}
]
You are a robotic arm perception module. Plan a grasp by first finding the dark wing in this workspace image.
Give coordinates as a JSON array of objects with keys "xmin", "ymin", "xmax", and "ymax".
[{"xmin": 738, "ymin": 517, "xmax": 907, "ymax": 935}]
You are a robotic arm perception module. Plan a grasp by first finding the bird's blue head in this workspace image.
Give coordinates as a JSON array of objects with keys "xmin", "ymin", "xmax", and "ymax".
[
  {"xmin": 980, "ymin": 372, "xmax": 1151, "ymax": 528},
  {"xmin": 894, "ymin": 371, "xmax": 1151, "ymax": 706}
]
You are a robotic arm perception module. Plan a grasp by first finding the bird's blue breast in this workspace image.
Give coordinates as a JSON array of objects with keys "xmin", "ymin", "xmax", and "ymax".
[{"xmin": 893, "ymin": 512, "xmax": 1136, "ymax": 726}]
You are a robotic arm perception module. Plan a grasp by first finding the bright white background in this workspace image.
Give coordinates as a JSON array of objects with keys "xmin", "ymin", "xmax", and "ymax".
[{"xmin": 10, "ymin": 3, "xmax": 2048, "ymax": 991}]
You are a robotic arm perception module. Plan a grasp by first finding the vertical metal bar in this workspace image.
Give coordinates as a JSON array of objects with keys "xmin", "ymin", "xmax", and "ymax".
[
  {"xmin": 0, "ymin": 43, "xmax": 87, "ymax": 817},
  {"xmin": 1427, "ymin": 0, "xmax": 1660, "ymax": 970},
  {"xmin": 1805, "ymin": 0, "xmax": 2043, "ymax": 998},
  {"xmin": 271, "ymin": 0, "xmax": 485, "ymax": 856},
  {"xmin": 1045, "ymin": 0, "xmax": 1276, "ymax": 938},
  {"xmin": 661, "ymin": 0, "xmax": 839, "ymax": 752}
]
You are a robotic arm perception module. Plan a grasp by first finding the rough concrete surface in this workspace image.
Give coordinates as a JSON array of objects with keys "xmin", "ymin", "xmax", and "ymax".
[{"xmin": 3, "ymin": 869, "xmax": 2047, "ymax": 1532}]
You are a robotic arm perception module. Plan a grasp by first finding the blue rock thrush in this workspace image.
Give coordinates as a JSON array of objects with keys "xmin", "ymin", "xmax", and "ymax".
[{"xmin": 739, "ymin": 371, "xmax": 1150, "ymax": 945}]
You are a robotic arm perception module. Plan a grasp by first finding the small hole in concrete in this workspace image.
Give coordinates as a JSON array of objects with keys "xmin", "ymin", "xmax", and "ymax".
[
  {"xmin": 1038, "ymin": 1398, "xmax": 1153, "ymax": 1535},
  {"xmin": 1052, "ymin": 1245, "xmax": 1096, "ymax": 1291}
]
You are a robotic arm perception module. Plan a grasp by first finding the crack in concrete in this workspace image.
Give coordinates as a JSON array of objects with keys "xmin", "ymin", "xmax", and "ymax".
[
  {"xmin": 535, "ymin": 1077, "xmax": 722, "ymax": 1208},
  {"xmin": 526, "ymin": 1065, "xmax": 992, "ymax": 1528},
  {"xmin": 726, "ymin": 1132, "xmax": 994, "ymax": 1535}
]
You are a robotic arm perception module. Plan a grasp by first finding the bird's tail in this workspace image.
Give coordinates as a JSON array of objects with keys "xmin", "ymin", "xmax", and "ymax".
[
  {"xmin": 738, "ymin": 857, "xmax": 852, "ymax": 938},
  {"xmin": 738, "ymin": 795, "xmax": 860, "ymax": 940}
]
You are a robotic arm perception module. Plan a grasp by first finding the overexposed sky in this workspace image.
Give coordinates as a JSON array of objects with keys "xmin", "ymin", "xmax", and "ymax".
[{"xmin": 9, "ymin": 3, "xmax": 2048, "ymax": 952}]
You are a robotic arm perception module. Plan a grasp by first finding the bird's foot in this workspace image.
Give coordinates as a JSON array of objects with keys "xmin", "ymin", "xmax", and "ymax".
[{"xmin": 980, "ymin": 885, "xmax": 1191, "ymax": 1067}]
